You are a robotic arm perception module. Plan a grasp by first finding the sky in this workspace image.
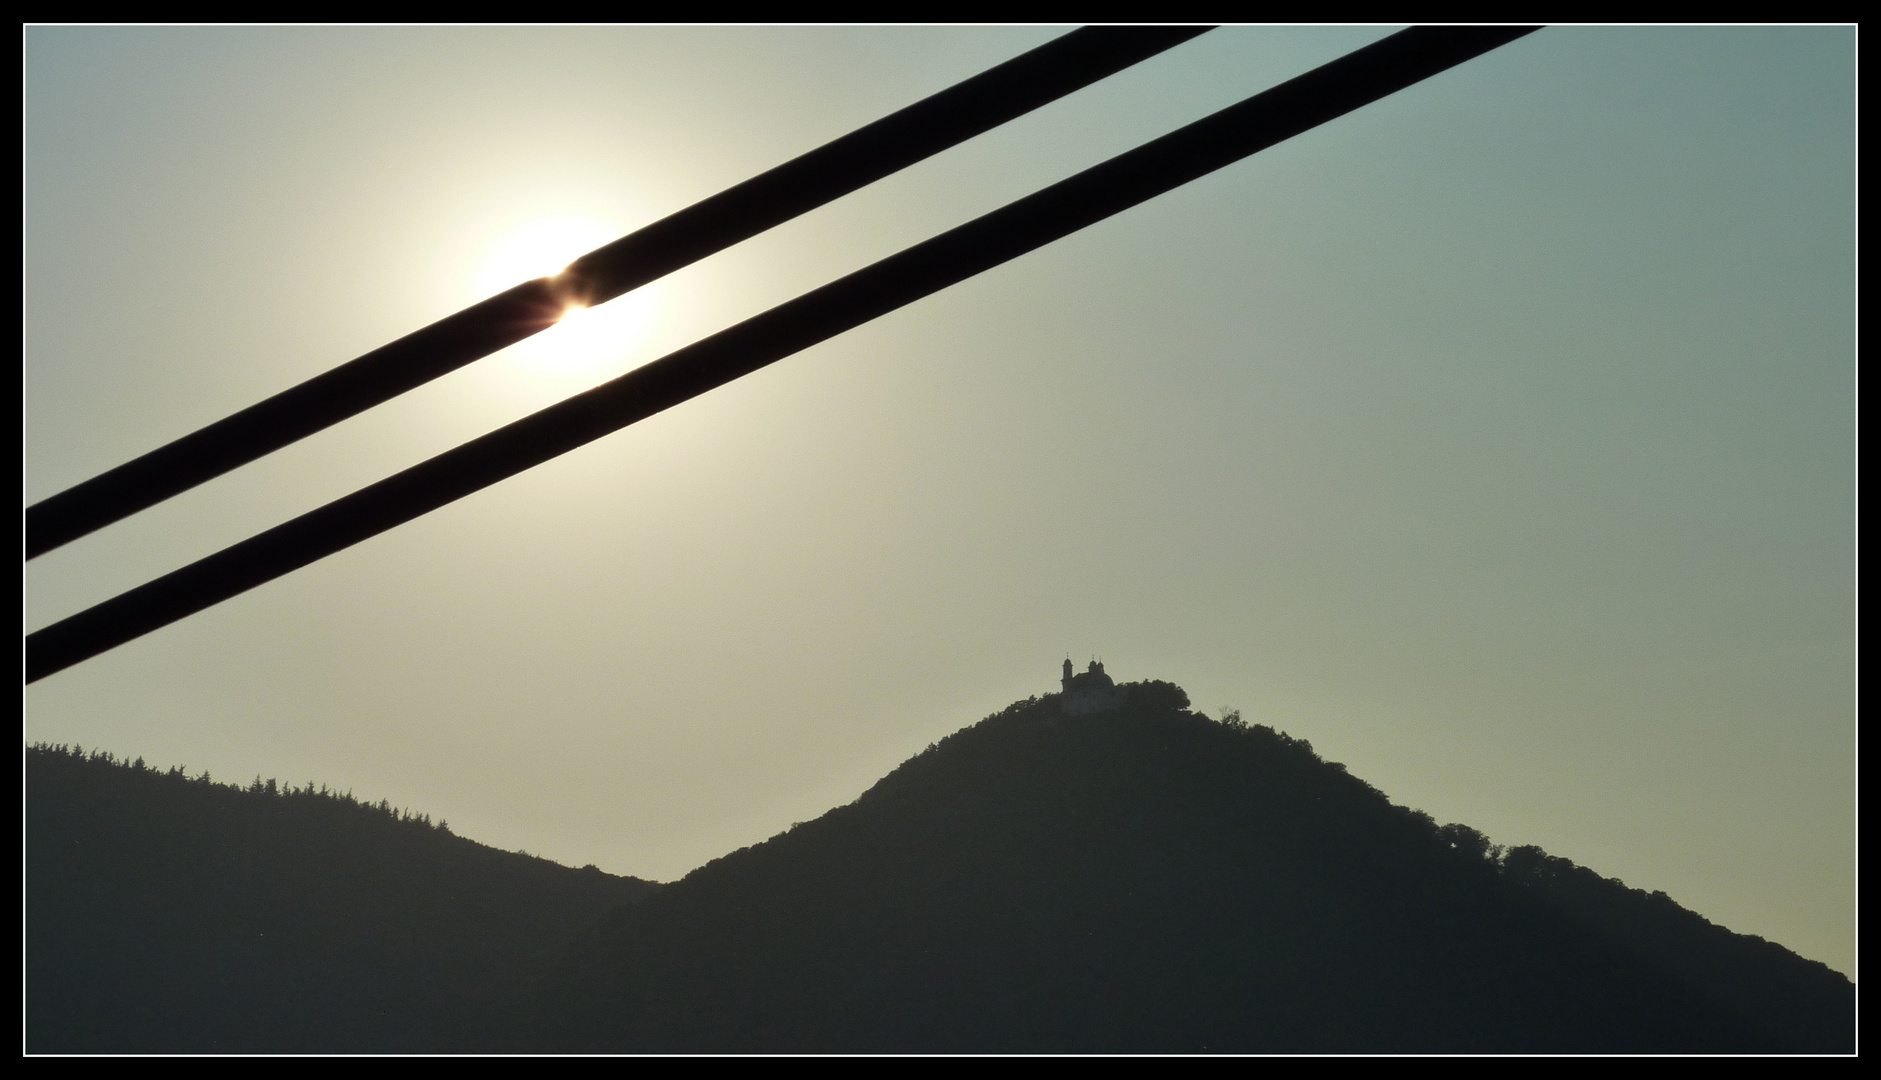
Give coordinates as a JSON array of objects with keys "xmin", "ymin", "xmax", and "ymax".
[{"xmin": 23, "ymin": 26, "xmax": 1856, "ymax": 978}]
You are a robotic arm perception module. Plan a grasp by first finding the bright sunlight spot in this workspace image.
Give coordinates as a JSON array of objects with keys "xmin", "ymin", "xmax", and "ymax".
[{"xmin": 476, "ymin": 216, "xmax": 660, "ymax": 383}]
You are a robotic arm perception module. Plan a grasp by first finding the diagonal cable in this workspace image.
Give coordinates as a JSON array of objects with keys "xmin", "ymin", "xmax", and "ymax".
[
  {"xmin": 24, "ymin": 26, "xmax": 1212, "ymax": 559},
  {"xmin": 25, "ymin": 26, "xmax": 1540, "ymax": 683}
]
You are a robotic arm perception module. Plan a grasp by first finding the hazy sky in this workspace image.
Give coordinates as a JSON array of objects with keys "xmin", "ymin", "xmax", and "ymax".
[{"xmin": 23, "ymin": 27, "xmax": 1855, "ymax": 978}]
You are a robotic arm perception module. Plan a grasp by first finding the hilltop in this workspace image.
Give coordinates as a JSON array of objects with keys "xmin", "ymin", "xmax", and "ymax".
[
  {"xmin": 26, "ymin": 681, "xmax": 1854, "ymax": 1052},
  {"xmin": 507, "ymin": 682, "xmax": 1853, "ymax": 1052}
]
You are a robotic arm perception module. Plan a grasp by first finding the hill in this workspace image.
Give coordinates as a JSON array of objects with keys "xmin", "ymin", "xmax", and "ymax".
[
  {"xmin": 504, "ymin": 683, "xmax": 1853, "ymax": 1052},
  {"xmin": 25, "ymin": 744, "xmax": 656, "ymax": 1052},
  {"xmin": 26, "ymin": 682, "xmax": 1854, "ymax": 1052}
]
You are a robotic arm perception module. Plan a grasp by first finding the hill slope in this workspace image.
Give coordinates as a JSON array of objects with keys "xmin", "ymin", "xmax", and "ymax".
[
  {"xmin": 25, "ymin": 745, "xmax": 656, "ymax": 1052},
  {"xmin": 508, "ymin": 683, "xmax": 1852, "ymax": 1053}
]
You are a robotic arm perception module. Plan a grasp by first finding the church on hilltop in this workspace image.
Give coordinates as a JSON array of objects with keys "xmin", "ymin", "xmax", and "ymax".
[{"xmin": 1061, "ymin": 659, "xmax": 1125, "ymax": 716}]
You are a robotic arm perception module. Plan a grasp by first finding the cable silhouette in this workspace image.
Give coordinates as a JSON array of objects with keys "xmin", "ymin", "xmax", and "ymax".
[
  {"xmin": 25, "ymin": 26, "xmax": 1539, "ymax": 683},
  {"xmin": 24, "ymin": 26, "xmax": 1211, "ymax": 559}
]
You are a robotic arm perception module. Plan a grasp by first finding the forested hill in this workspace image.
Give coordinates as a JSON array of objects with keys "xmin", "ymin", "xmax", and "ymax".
[
  {"xmin": 27, "ymin": 683, "xmax": 1854, "ymax": 1052},
  {"xmin": 507, "ymin": 683, "xmax": 1853, "ymax": 1053},
  {"xmin": 25, "ymin": 744, "xmax": 656, "ymax": 1053}
]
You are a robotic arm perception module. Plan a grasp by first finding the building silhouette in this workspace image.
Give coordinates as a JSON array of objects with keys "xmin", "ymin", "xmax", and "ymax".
[{"xmin": 1061, "ymin": 658, "xmax": 1124, "ymax": 716}]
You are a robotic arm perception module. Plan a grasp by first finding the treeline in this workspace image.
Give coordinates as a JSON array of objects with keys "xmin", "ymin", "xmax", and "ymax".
[{"xmin": 30, "ymin": 742, "xmax": 455, "ymax": 833}]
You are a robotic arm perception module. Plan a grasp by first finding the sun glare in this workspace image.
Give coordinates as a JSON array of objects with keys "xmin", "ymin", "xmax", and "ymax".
[{"xmin": 475, "ymin": 216, "xmax": 659, "ymax": 383}]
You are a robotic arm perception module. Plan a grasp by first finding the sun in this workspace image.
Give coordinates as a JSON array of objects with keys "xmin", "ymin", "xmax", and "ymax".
[{"xmin": 475, "ymin": 216, "xmax": 660, "ymax": 382}]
